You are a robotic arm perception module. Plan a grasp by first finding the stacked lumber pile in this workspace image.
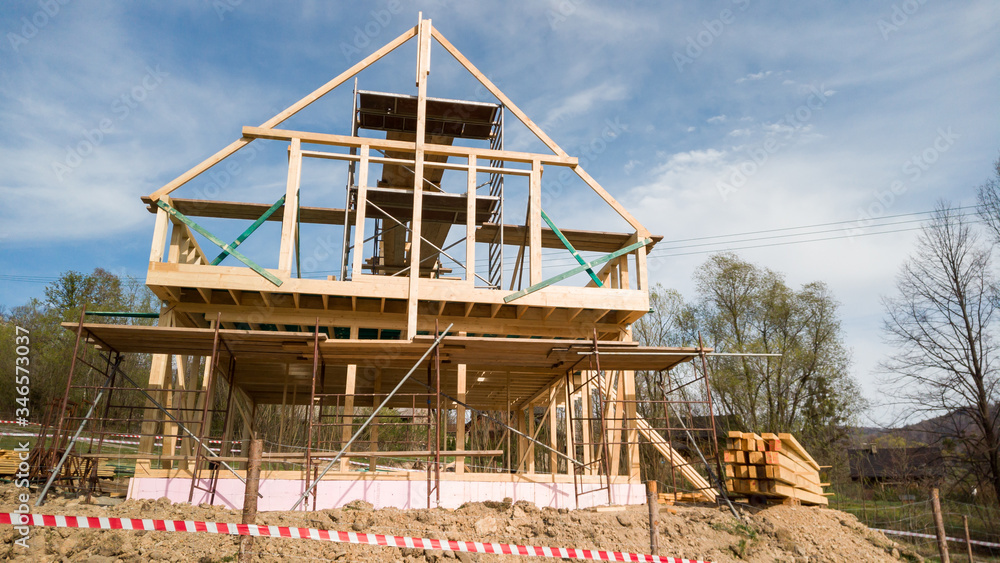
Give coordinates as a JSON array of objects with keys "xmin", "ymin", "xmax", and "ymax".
[
  {"xmin": 0, "ymin": 450, "xmax": 23, "ymax": 475},
  {"xmin": 0, "ymin": 451, "xmax": 115, "ymax": 478},
  {"xmin": 723, "ymin": 431, "xmax": 829, "ymax": 506},
  {"xmin": 657, "ymin": 491, "xmax": 709, "ymax": 504},
  {"xmin": 89, "ymin": 458, "xmax": 117, "ymax": 478}
]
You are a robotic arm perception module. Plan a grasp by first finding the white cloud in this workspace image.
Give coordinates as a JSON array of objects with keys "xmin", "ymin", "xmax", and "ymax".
[
  {"xmin": 706, "ymin": 114, "xmax": 727, "ymax": 124},
  {"xmin": 735, "ymin": 70, "xmax": 773, "ymax": 84}
]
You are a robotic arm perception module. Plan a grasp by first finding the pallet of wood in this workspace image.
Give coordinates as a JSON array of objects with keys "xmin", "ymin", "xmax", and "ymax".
[
  {"xmin": 723, "ymin": 432, "xmax": 830, "ymax": 506},
  {"xmin": 0, "ymin": 450, "xmax": 24, "ymax": 475},
  {"xmin": 0, "ymin": 450, "xmax": 116, "ymax": 478}
]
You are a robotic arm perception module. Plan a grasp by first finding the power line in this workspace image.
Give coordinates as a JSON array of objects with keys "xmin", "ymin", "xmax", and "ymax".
[
  {"xmin": 651, "ymin": 212, "xmax": 981, "ymax": 253},
  {"xmin": 653, "ymin": 224, "xmax": 929, "ymax": 258},
  {"xmin": 662, "ymin": 205, "xmax": 977, "ymax": 244},
  {"xmin": 0, "ymin": 274, "xmax": 62, "ymax": 284}
]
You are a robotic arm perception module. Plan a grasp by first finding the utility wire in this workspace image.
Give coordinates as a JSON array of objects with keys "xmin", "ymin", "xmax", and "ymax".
[{"xmin": 662, "ymin": 205, "xmax": 978, "ymax": 244}]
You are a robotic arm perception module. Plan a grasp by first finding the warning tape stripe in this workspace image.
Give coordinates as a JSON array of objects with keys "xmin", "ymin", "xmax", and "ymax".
[
  {"xmin": 0, "ymin": 512, "xmax": 710, "ymax": 562},
  {"xmin": 872, "ymin": 527, "xmax": 1000, "ymax": 549}
]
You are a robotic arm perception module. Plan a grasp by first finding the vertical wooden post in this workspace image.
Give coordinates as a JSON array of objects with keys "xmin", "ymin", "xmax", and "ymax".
[
  {"xmin": 369, "ymin": 369, "xmax": 381, "ymax": 472},
  {"xmin": 137, "ymin": 310, "xmax": 175, "ymax": 475},
  {"xmin": 619, "ymin": 253, "xmax": 630, "ymax": 290},
  {"xmin": 278, "ymin": 138, "xmax": 302, "ymax": 274},
  {"xmin": 351, "ymin": 145, "xmax": 370, "ymax": 278},
  {"xmin": 406, "ymin": 17, "xmax": 431, "ymax": 340},
  {"xmin": 340, "ymin": 327, "xmax": 359, "ymax": 472},
  {"xmin": 646, "ymin": 480, "xmax": 659, "ymax": 555},
  {"xmin": 548, "ymin": 384, "xmax": 558, "ymax": 474},
  {"xmin": 516, "ymin": 409, "xmax": 527, "ymax": 473},
  {"xmin": 506, "ymin": 372, "xmax": 512, "ymax": 473},
  {"xmin": 622, "ymin": 369, "xmax": 642, "ymax": 481},
  {"xmin": 528, "ymin": 159, "xmax": 542, "ymax": 285},
  {"xmin": 178, "ymin": 355, "xmax": 200, "ymax": 464},
  {"xmin": 963, "ymin": 515, "xmax": 973, "ymax": 563},
  {"xmin": 564, "ymin": 375, "xmax": 575, "ymax": 473},
  {"xmin": 149, "ymin": 206, "xmax": 169, "ymax": 263},
  {"xmin": 527, "ymin": 405, "xmax": 535, "ymax": 473},
  {"xmin": 277, "ymin": 366, "xmax": 289, "ymax": 454},
  {"xmin": 161, "ymin": 355, "xmax": 177, "ymax": 470},
  {"xmin": 605, "ymin": 372, "xmax": 625, "ymax": 476},
  {"xmin": 238, "ymin": 439, "xmax": 263, "ymax": 563},
  {"xmin": 631, "ymin": 232, "xmax": 647, "ymax": 291},
  {"xmin": 456, "ymin": 363, "xmax": 467, "ymax": 474},
  {"xmin": 580, "ymin": 373, "xmax": 593, "ymax": 475},
  {"xmin": 931, "ymin": 488, "xmax": 950, "ymax": 563},
  {"xmin": 466, "ymin": 157, "xmax": 477, "ymax": 286}
]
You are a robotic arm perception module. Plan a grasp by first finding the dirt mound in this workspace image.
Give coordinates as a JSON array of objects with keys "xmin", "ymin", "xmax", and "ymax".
[{"xmin": 0, "ymin": 484, "xmax": 920, "ymax": 562}]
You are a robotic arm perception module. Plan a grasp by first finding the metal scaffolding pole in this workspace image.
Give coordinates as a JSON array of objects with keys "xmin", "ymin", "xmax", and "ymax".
[{"xmin": 290, "ymin": 323, "xmax": 455, "ymax": 511}]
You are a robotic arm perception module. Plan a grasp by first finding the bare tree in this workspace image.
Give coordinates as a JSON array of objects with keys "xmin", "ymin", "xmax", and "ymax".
[
  {"xmin": 975, "ymin": 155, "xmax": 1000, "ymax": 243},
  {"xmin": 882, "ymin": 203, "xmax": 1000, "ymax": 506}
]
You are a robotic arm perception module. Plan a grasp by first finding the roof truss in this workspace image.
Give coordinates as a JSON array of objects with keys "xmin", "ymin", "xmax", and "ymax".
[{"xmin": 146, "ymin": 17, "xmax": 650, "ymax": 238}]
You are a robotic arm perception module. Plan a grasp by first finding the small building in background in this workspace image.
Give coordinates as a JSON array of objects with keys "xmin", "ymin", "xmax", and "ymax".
[{"xmin": 848, "ymin": 445, "xmax": 944, "ymax": 488}]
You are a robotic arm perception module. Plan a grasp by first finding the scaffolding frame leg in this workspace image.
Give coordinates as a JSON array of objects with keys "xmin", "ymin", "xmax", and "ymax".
[{"xmin": 290, "ymin": 323, "xmax": 454, "ymax": 512}]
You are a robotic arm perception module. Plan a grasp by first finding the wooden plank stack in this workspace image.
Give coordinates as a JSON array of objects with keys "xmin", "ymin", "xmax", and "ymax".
[
  {"xmin": 657, "ymin": 491, "xmax": 709, "ymax": 504},
  {"xmin": 723, "ymin": 431, "xmax": 829, "ymax": 506},
  {"xmin": 0, "ymin": 451, "xmax": 116, "ymax": 478},
  {"xmin": 0, "ymin": 450, "xmax": 23, "ymax": 475}
]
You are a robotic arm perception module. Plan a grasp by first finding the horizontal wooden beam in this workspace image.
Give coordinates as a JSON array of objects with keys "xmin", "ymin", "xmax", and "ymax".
[
  {"xmin": 478, "ymin": 224, "xmax": 661, "ymax": 253},
  {"xmin": 146, "ymin": 25, "xmax": 418, "ymax": 203},
  {"xmin": 147, "ymin": 261, "xmax": 649, "ymax": 311},
  {"xmin": 242, "ymin": 126, "xmax": 577, "ymax": 167}
]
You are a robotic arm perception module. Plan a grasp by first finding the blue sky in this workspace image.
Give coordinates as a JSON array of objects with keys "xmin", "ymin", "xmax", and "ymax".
[{"xmin": 1, "ymin": 1, "xmax": 998, "ymax": 424}]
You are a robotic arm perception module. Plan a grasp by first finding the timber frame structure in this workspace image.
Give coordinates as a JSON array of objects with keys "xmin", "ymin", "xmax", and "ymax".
[{"xmin": 47, "ymin": 17, "xmax": 725, "ymax": 510}]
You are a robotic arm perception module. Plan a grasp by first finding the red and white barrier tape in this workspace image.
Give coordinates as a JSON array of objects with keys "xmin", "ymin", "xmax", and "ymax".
[
  {"xmin": 873, "ymin": 528, "xmax": 1000, "ymax": 549},
  {"xmin": 0, "ymin": 513, "xmax": 711, "ymax": 562}
]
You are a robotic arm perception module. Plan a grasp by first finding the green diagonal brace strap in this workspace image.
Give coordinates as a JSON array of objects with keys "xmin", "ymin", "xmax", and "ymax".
[
  {"xmin": 540, "ymin": 209, "xmax": 602, "ymax": 286},
  {"xmin": 156, "ymin": 200, "xmax": 283, "ymax": 287},
  {"xmin": 504, "ymin": 238, "xmax": 651, "ymax": 303},
  {"xmin": 211, "ymin": 195, "xmax": 286, "ymax": 265}
]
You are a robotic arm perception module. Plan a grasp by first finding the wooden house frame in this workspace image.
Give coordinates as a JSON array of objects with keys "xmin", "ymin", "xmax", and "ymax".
[{"xmin": 51, "ymin": 17, "xmax": 721, "ymax": 510}]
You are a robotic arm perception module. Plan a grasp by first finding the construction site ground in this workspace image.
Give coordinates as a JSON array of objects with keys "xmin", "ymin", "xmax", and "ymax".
[{"xmin": 0, "ymin": 482, "xmax": 927, "ymax": 563}]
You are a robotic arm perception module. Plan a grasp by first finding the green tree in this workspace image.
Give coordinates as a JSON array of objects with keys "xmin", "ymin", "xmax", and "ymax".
[
  {"xmin": 692, "ymin": 253, "xmax": 862, "ymax": 458},
  {"xmin": 0, "ymin": 269, "xmax": 158, "ymax": 421}
]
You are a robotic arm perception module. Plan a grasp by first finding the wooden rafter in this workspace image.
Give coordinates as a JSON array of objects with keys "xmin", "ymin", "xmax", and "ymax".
[{"xmin": 147, "ymin": 25, "xmax": 418, "ymax": 202}]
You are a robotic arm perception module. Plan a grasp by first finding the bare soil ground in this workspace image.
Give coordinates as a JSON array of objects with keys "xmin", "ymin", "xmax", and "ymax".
[{"xmin": 0, "ymin": 483, "xmax": 923, "ymax": 563}]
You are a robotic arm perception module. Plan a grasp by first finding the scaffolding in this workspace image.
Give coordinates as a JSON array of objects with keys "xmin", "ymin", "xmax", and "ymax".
[{"xmin": 34, "ymin": 16, "xmax": 727, "ymax": 511}]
